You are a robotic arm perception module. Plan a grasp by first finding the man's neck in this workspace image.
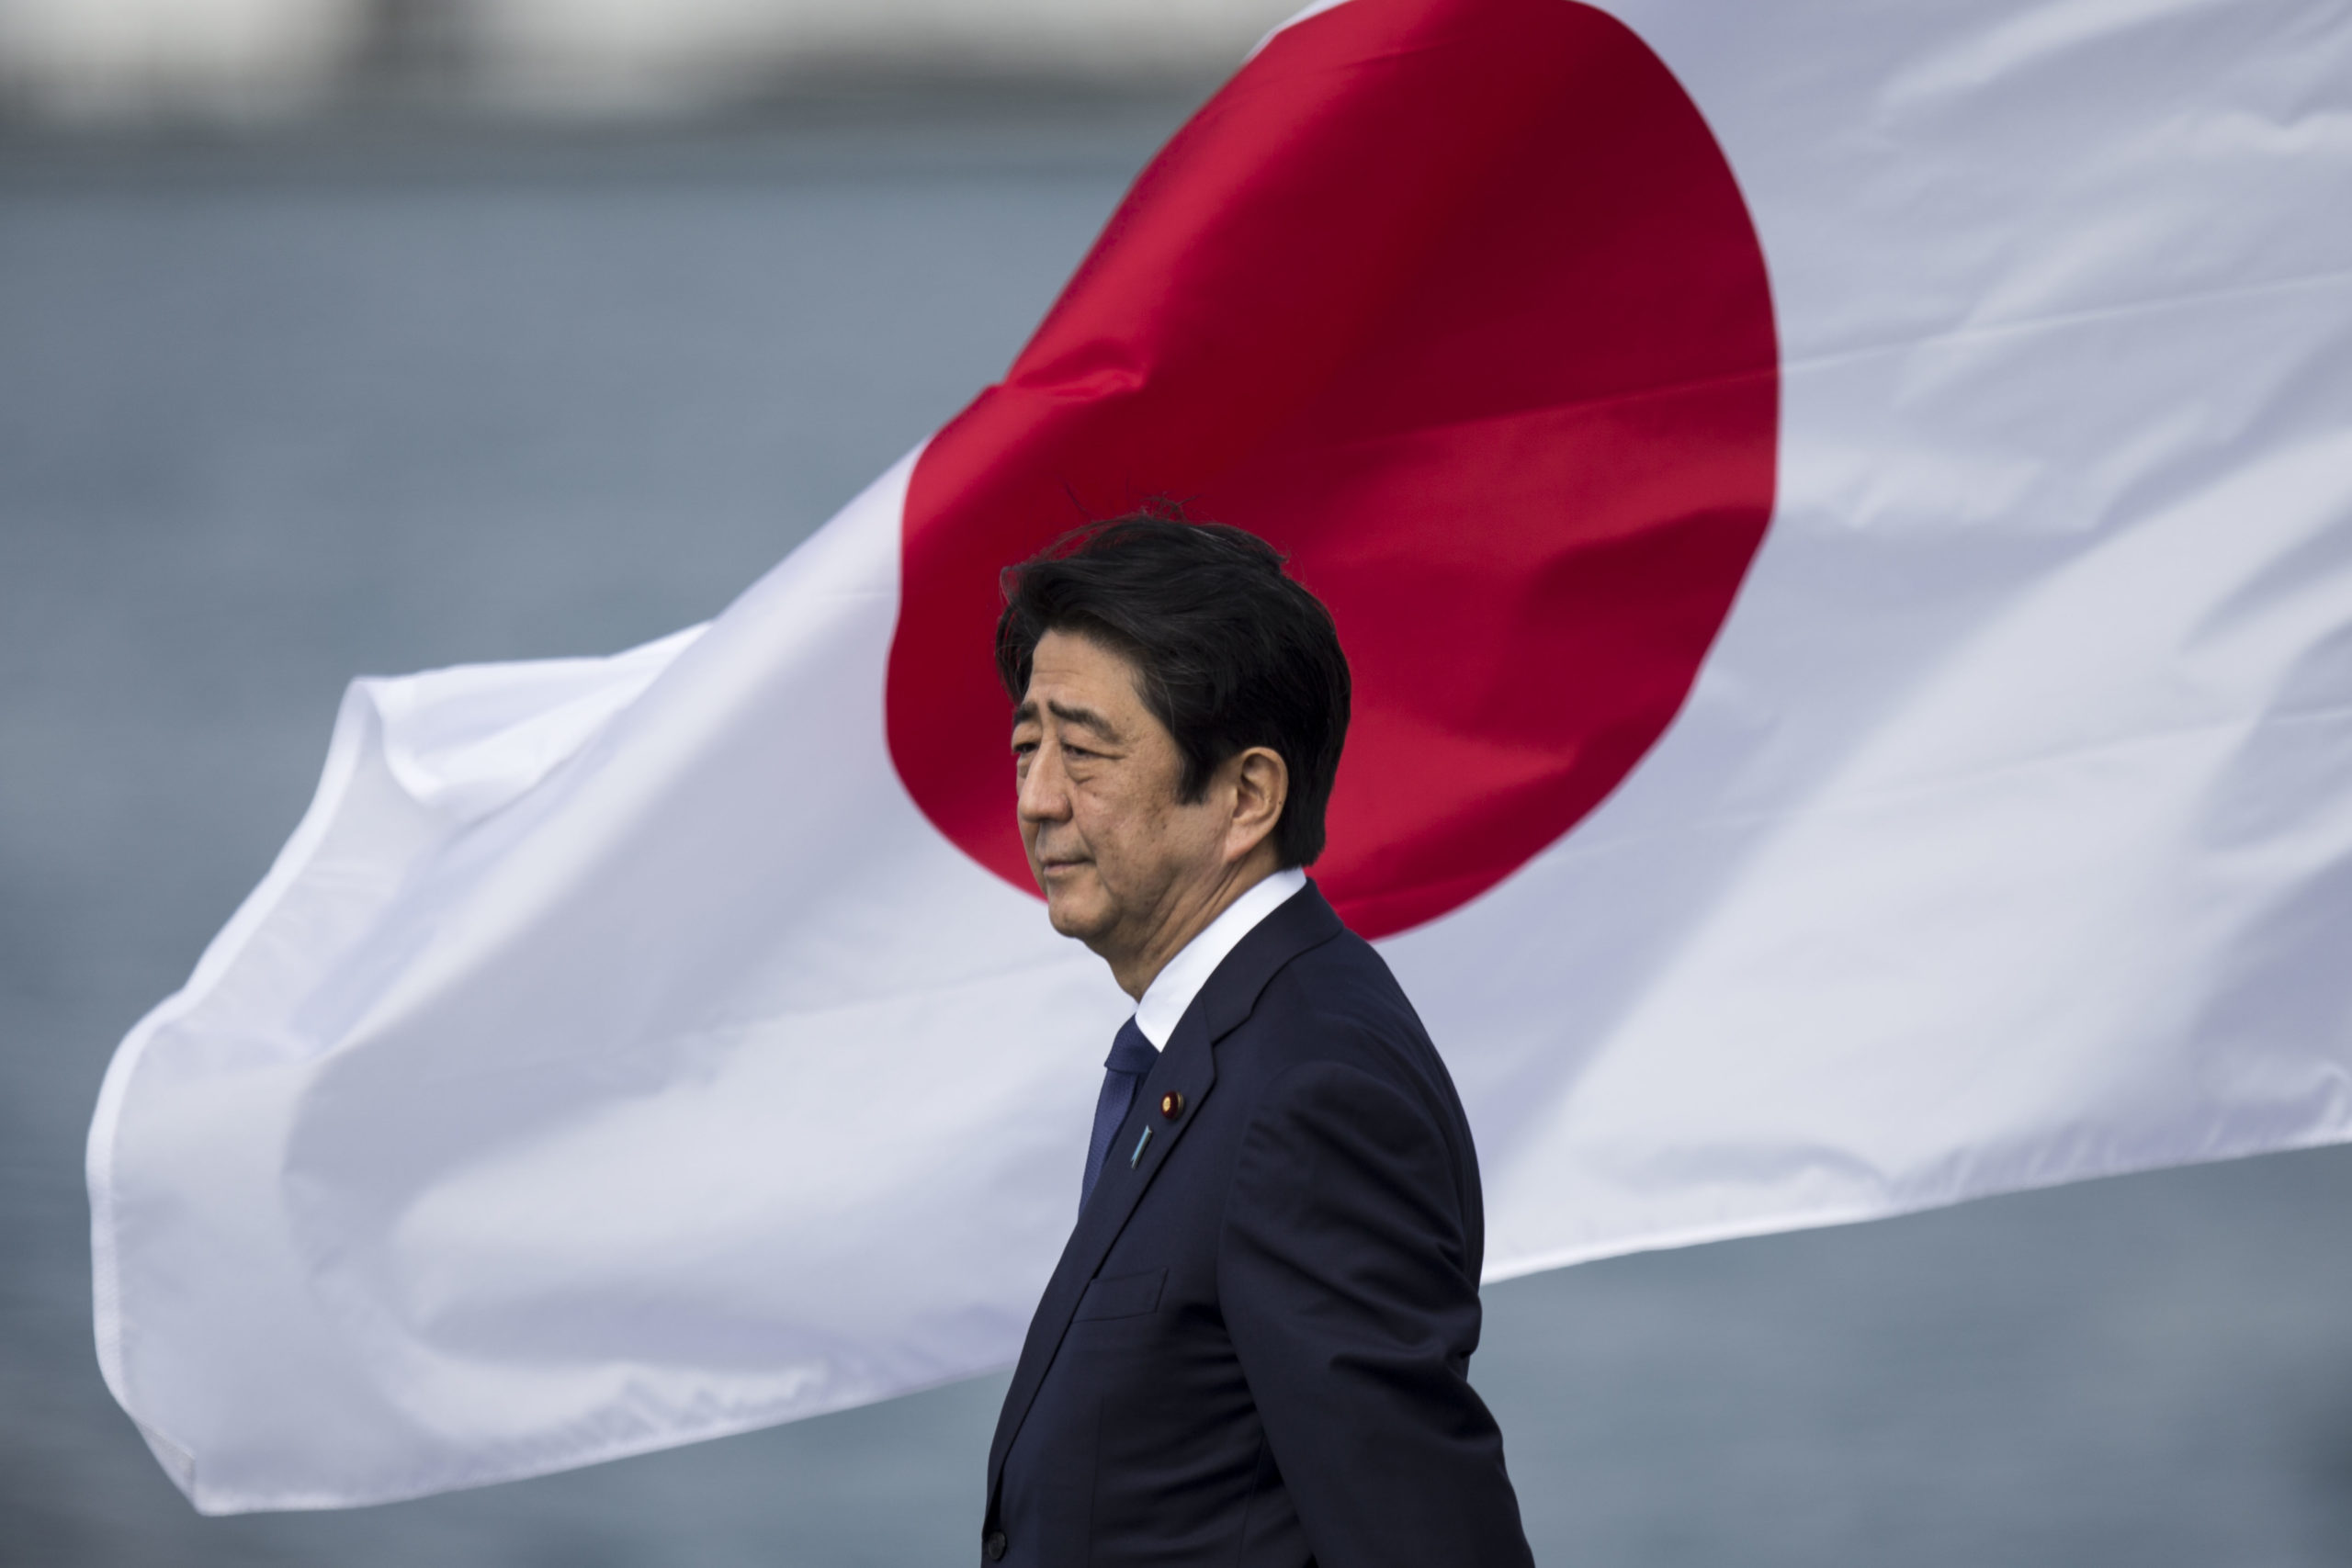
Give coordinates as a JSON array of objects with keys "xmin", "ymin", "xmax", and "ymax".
[{"xmin": 1106, "ymin": 851, "xmax": 1281, "ymax": 1000}]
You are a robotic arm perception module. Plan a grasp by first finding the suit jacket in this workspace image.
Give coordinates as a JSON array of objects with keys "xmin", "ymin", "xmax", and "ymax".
[{"xmin": 982, "ymin": 882, "xmax": 1532, "ymax": 1567}]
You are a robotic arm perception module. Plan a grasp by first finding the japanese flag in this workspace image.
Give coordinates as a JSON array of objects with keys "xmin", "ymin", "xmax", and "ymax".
[{"xmin": 90, "ymin": 0, "xmax": 2352, "ymax": 1512}]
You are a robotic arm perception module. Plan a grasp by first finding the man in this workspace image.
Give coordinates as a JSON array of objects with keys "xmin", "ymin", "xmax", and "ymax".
[{"xmin": 981, "ymin": 515, "xmax": 1532, "ymax": 1566}]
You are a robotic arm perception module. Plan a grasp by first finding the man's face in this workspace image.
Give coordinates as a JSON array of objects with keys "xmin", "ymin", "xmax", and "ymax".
[{"xmin": 1012, "ymin": 630, "xmax": 1228, "ymax": 959}]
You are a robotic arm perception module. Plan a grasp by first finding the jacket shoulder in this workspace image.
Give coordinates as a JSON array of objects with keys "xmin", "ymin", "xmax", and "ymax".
[
  {"xmin": 1216, "ymin": 923, "xmax": 1490, "ymax": 1287},
  {"xmin": 1227, "ymin": 930, "xmax": 1450, "ymax": 1103}
]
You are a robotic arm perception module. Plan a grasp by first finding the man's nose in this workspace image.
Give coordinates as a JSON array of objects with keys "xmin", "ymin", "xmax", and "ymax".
[{"xmin": 1017, "ymin": 746, "xmax": 1071, "ymax": 822}]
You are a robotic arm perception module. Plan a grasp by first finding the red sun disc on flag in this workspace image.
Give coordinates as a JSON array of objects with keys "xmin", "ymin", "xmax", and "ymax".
[{"xmin": 887, "ymin": 0, "xmax": 1779, "ymax": 940}]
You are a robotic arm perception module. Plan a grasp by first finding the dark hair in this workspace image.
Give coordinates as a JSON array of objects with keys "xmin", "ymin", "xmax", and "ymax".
[{"xmin": 995, "ymin": 511, "xmax": 1351, "ymax": 867}]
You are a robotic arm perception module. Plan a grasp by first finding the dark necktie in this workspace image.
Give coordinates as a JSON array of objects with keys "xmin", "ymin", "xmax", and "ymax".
[{"xmin": 1081, "ymin": 1017, "xmax": 1159, "ymax": 1210}]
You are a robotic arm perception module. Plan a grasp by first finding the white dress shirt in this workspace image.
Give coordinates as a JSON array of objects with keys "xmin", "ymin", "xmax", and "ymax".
[{"xmin": 1131, "ymin": 866, "xmax": 1310, "ymax": 1048}]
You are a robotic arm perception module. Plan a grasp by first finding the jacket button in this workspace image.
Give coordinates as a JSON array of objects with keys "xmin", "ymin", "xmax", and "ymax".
[
  {"xmin": 983, "ymin": 1530, "xmax": 1007, "ymax": 1562},
  {"xmin": 1160, "ymin": 1090, "xmax": 1183, "ymax": 1120}
]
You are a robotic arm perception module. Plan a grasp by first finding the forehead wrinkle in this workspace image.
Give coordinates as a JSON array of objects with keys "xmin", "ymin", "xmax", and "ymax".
[{"xmin": 1009, "ymin": 694, "xmax": 1124, "ymax": 742}]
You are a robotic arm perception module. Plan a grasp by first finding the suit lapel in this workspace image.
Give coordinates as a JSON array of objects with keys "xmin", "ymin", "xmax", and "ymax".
[{"xmin": 986, "ymin": 883, "xmax": 1346, "ymax": 1500}]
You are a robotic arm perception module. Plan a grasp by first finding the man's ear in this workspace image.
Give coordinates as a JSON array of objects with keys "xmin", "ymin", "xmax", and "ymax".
[{"xmin": 1226, "ymin": 747, "xmax": 1289, "ymax": 863}]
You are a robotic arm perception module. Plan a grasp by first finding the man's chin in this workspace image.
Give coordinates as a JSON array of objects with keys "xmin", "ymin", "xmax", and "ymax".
[{"xmin": 1042, "ymin": 890, "xmax": 1112, "ymax": 945}]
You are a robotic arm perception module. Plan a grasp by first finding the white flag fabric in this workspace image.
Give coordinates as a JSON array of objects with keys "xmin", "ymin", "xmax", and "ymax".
[{"xmin": 91, "ymin": 0, "xmax": 2352, "ymax": 1514}]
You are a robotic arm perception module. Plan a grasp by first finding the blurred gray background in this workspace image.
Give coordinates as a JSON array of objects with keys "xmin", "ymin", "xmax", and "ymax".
[{"xmin": 5, "ymin": 10, "xmax": 2352, "ymax": 1564}]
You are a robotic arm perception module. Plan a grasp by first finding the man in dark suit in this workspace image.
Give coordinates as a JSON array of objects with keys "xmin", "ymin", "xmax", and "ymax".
[{"xmin": 983, "ymin": 515, "xmax": 1532, "ymax": 1566}]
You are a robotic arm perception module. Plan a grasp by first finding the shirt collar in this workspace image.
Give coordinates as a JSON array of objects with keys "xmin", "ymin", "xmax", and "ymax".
[{"xmin": 1132, "ymin": 866, "xmax": 1309, "ymax": 1048}]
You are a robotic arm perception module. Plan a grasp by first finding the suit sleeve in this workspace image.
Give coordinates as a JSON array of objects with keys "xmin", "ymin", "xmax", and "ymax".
[{"xmin": 1216, "ymin": 1058, "xmax": 1532, "ymax": 1567}]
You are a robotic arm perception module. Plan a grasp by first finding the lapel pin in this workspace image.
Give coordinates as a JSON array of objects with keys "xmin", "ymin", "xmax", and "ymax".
[
  {"xmin": 1129, "ymin": 1126, "xmax": 1152, "ymax": 1167},
  {"xmin": 1160, "ymin": 1091, "xmax": 1183, "ymax": 1120}
]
